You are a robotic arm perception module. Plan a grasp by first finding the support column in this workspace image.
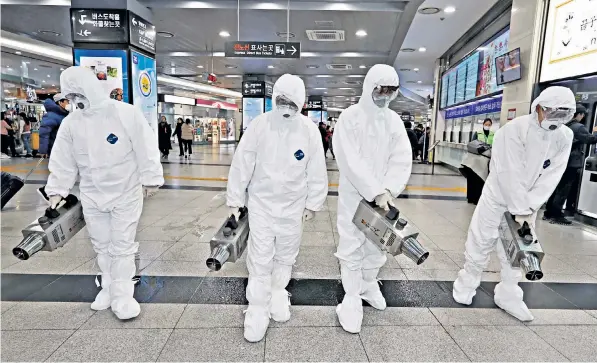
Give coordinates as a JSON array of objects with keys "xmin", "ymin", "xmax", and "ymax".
[{"xmin": 499, "ymin": 0, "xmax": 546, "ymax": 125}]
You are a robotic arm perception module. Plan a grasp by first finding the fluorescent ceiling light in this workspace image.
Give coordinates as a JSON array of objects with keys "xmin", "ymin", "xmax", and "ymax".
[
  {"xmin": 316, "ymin": 75, "xmax": 332, "ymax": 78},
  {"xmin": 355, "ymin": 30, "xmax": 367, "ymax": 37},
  {"xmin": 417, "ymin": 81, "xmax": 422, "ymax": 83},
  {"xmin": 197, "ymin": 65, "xmax": 204, "ymax": 68},
  {"xmin": 164, "ymin": 94, "xmax": 195, "ymax": 105},
  {"xmin": 219, "ymin": 30, "xmax": 231, "ymax": 37},
  {"xmin": 268, "ymin": 65, "xmax": 275, "ymax": 69},
  {"xmin": 157, "ymin": 74, "xmax": 242, "ymax": 98},
  {"xmin": 301, "ymin": 52, "xmax": 316, "ymax": 57},
  {"xmin": 359, "ymin": 65, "xmax": 367, "ymax": 69},
  {"xmin": 60, "ymin": 67, "xmax": 64, "ymax": 70},
  {"xmin": 339, "ymin": 87, "xmax": 351, "ymax": 90},
  {"xmin": 414, "ymin": 68, "xmax": 420, "ymax": 71},
  {"xmin": 15, "ymin": 51, "xmax": 21, "ymax": 55},
  {"xmin": 0, "ymin": 33, "xmax": 71, "ymax": 63},
  {"xmin": 419, "ymin": 47, "xmax": 427, "ymax": 52},
  {"xmin": 444, "ymin": 6, "xmax": 456, "ymax": 13},
  {"xmin": 225, "ymin": 75, "xmax": 241, "ymax": 78},
  {"xmin": 213, "ymin": 52, "xmax": 225, "ymax": 57},
  {"xmin": 315, "ymin": 87, "xmax": 327, "ymax": 90},
  {"xmin": 347, "ymin": 75, "xmax": 365, "ymax": 78}
]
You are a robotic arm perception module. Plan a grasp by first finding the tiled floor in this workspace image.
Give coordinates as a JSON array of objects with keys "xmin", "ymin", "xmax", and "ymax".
[{"xmin": 2, "ymin": 145, "xmax": 597, "ymax": 362}]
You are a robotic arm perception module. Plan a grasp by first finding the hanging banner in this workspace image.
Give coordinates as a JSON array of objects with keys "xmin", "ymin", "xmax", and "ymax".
[{"xmin": 445, "ymin": 96, "xmax": 502, "ymax": 119}]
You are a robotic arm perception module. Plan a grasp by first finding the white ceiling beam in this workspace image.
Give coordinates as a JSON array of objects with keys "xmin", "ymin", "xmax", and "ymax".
[{"xmin": 139, "ymin": 0, "xmax": 405, "ymax": 12}]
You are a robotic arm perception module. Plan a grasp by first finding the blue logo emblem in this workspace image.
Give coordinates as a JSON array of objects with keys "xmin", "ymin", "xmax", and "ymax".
[
  {"xmin": 294, "ymin": 149, "xmax": 304, "ymax": 160},
  {"xmin": 107, "ymin": 133, "xmax": 119, "ymax": 144},
  {"xmin": 543, "ymin": 159, "xmax": 551, "ymax": 169}
]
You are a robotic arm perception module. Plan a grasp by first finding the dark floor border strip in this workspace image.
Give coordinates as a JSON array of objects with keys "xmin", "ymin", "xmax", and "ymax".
[
  {"xmin": 2, "ymin": 274, "xmax": 596, "ymax": 309},
  {"xmin": 22, "ymin": 180, "xmax": 466, "ymax": 201}
]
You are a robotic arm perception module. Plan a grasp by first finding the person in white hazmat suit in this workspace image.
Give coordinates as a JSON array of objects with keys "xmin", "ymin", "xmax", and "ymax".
[
  {"xmin": 226, "ymin": 74, "xmax": 328, "ymax": 342},
  {"xmin": 334, "ymin": 64, "xmax": 413, "ymax": 333},
  {"xmin": 453, "ymin": 86, "xmax": 575, "ymax": 321},
  {"xmin": 45, "ymin": 66, "xmax": 164, "ymax": 320}
]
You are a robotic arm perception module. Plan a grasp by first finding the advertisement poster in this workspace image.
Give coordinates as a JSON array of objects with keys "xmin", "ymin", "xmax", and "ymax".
[
  {"xmin": 242, "ymin": 97, "xmax": 264, "ymax": 132},
  {"xmin": 74, "ymin": 48, "xmax": 129, "ymax": 103},
  {"xmin": 131, "ymin": 51, "xmax": 158, "ymax": 132},
  {"xmin": 540, "ymin": 0, "xmax": 597, "ymax": 82},
  {"xmin": 476, "ymin": 29, "xmax": 510, "ymax": 96},
  {"xmin": 308, "ymin": 110, "xmax": 322, "ymax": 124}
]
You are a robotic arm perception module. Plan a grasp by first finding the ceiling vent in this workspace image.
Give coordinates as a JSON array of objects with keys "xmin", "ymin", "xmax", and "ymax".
[
  {"xmin": 343, "ymin": 80, "xmax": 362, "ymax": 86},
  {"xmin": 276, "ymin": 31, "xmax": 295, "ymax": 39},
  {"xmin": 306, "ymin": 30, "xmax": 345, "ymax": 41},
  {"xmin": 399, "ymin": 68, "xmax": 411, "ymax": 72},
  {"xmin": 401, "ymin": 48, "xmax": 416, "ymax": 53},
  {"xmin": 326, "ymin": 64, "xmax": 352, "ymax": 70},
  {"xmin": 418, "ymin": 7, "xmax": 441, "ymax": 15}
]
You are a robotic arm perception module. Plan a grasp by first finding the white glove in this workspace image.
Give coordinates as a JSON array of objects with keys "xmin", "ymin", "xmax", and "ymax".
[
  {"xmin": 228, "ymin": 207, "xmax": 241, "ymax": 220},
  {"xmin": 302, "ymin": 209, "xmax": 314, "ymax": 222},
  {"xmin": 515, "ymin": 212, "xmax": 537, "ymax": 241},
  {"xmin": 49, "ymin": 195, "xmax": 63, "ymax": 209},
  {"xmin": 143, "ymin": 186, "xmax": 159, "ymax": 198},
  {"xmin": 374, "ymin": 190, "xmax": 395, "ymax": 212}
]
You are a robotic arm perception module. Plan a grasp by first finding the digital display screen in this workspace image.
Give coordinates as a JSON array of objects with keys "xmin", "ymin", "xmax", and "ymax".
[
  {"xmin": 447, "ymin": 70, "xmax": 457, "ymax": 107},
  {"xmin": 242, "ymin": 97, "xmax": 264, "ymax": 132},
  {"xmin": 495, "ymin": 48, "xmax": 521, "ymax": 86}
]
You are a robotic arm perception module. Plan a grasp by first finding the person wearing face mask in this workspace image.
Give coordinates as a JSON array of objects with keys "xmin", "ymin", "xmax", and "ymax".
[
  {"xmin": 158, "ymin": 116, "xmax": 172, "ymax": 159},
  {"xmin": 473, "ymin": 118, "xmax": 495, "ymax": 145},
  {"xmin": 226, "ymin": 74, "xmax": 328, "ymax": 342},
  {"xmin": 44, "ymin": 66, "xmax": 164, "ymax": 320},
  {"xmin": 334, "ymin": 64, "xmax": 413, "ymax": 333},
  {"xmin": 172, "ymin": 117, "xmax": 184, "ymax": 157},
  {"xmin": 453, "ymin": 86, "xmax": 574, "ymax": 322},
  {"xmin": 39, "ymin": 94, "xmax": 70, "ymax": 158}
]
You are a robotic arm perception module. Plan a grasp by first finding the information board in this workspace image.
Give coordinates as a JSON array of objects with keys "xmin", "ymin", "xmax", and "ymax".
[
  {"xmin": 465, "ymin": 52, "xmax": 480, "ymax": 100},
  {"xmin": 477, "ymin": 29, "xmax": 509, "ymax": 96},
  {"xmin": 455, "ymin": 62, "xmax": 467, "ymax": 104},
  {"xmin": 71, "ymin": 8, "xmax": 128, "ymax": 43},
  {"xmin": 447, "ymin": 70, "xmax": 457, "ymax": 107},
  {"xmin": 226, "ymin": 41, "xmax": 300, "ymax": 59},
  {"xmin": 129, "ymin": 12, "xmax": 156, "ymax": 54},
  {"xmin": 440, "ymin": 73, "xmax": 449, "ymax": 109}
]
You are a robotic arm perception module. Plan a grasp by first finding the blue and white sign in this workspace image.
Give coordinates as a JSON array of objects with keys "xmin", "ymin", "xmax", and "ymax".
[
  {"xmin": 445, "ymin": 96, "xmax": 502, "ymax": 119},
  {"xmin": 131, "ymin": 50, "xmax": 157, "ymax": 132}
]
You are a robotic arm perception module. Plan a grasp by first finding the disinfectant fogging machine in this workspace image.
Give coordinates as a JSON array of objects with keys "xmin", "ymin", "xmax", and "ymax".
[
  {"xmin": 13, "ymin": 195, "xmax": 85, "ymax": 260},
  {"xmin": 498, "ymin": 212, "xmax": 545, "ymax": 281},
  {"xmin": 206, "ymin": 207, "xmax": 250, "ymax": 271},
  {"xmin": 13, "ymin": 194, "xmax": 141, "ymax": 282},
  {"xmin": 353, "ymin": 199, "xmax": 430, "ymax": 265}
]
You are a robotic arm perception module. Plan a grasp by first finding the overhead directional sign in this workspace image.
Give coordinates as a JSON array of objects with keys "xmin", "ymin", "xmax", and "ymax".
[
  {"xmin": 71, "ymin": 8, "xmax": 128, "ymax": 43},
  {"xmin": 242, "ymin": 81, "xmax": 266, "ymax": 96},
  {"xmin": 225, "ymin": 41, "xmax": 301, "ymax": 59},
  {"xmin": 128, "ymin": 12, "xmax": 156, "ymax": 54}
]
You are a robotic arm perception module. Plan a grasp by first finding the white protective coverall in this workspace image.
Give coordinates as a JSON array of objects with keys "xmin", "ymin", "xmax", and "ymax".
[
  {"xmin": 45, "ymin": 66, "xmax": 164, "ymax": 320},
  {"xmin": 226, "ymin": 74, "xmax": 328, "ymax": 342},
  {"xmin": 453, "ymin": 86, "xmax": 574, "ymax": 321},
  {"xmin": 334, "ymin": 64, "xmax": 413, "ymax": 333}
]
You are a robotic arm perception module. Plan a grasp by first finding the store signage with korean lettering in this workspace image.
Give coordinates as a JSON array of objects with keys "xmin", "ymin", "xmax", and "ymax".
[
  {"xmin": 225, "ymin": 41, "xmax": 301, "ymax": 59},
  {"xmin": 242, "ymin": 81, "xmax": 266, "ymax": 96},
  {"xmin": 445, "ymin": 96, "xmax": 502, "ymax": 119},
  {"xmin": 71, "ymin": 8, "xmax": 128, "ymax": 43},
  {"xmin": 129, "ymin": 12, "xmax": 156, "ymax": 54}
]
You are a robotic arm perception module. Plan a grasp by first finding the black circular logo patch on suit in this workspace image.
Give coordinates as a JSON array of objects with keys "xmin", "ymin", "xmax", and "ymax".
[{"xmin": 543, "ymin": 159, "xmax": 551, "ymax": 169}]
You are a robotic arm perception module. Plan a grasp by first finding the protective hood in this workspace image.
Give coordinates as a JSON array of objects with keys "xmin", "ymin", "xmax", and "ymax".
[
  {"xmin": 359, "ymin": 64, "xmax": 399, "ymax": 110},
  {"xmin": 272, "ymin": 74, "xmax": 306, "ymax": 111},
  {"xmin": 60, "ymin": 66, "xmax": 109, "ymax": 111},
  {"xmin": 530, "ymin": 86, "xmax": 576, "ymax": 119}
]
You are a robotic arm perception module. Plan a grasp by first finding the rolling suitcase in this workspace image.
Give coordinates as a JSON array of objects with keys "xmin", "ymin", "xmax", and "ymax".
[{"xmin": 1, "ymin": 158, "xmax": 45, "ymax": 209}]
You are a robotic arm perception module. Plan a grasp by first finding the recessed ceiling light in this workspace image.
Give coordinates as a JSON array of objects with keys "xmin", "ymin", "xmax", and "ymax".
[
  {"xmin": 401, "ymin": 48, "xmax": 416, "ymax": 52},
  {"xmin": 444, "ymin": 6, "xmax": 456, "ymax": 13},
  {"xmin": 418, "ymin": 47, "xmax": 427, "ymax": 52},
  {"xmin": 47, "ymin": 74, "xmax": 51, "ymax": 77},
  {"xmin": 25, "ymin": 61, "xmax": 30, "ymax": 64},
  {"xmin": 157, "ymin": 31, "xmax": 175, "ymax": 38},
  {"xmin": 52, "ymin": 84, "xmax": 56, "ymax": 87},
  {"xmin": 38, "ymin": 30, "xmax": 62, "ymax": 36},
  {"xmin": 41, "ymin": 87, "xmax": 45, "ymax": 90},
  {"xmin": 225, "ymin": 64, "xmax": 237, "ymax": 69},
  {"xmin": 418, "ymin": 7, "xmax": 441, "ymax": 15},
  {"xmin": 276, "ymin": 31, "xmax": 295, "ymax": 38},
  {"xmin": 268, "ymin": 65, "xmax": 275, "ymax": 69},
  {"xmin": 34, "ymin": 68, "xmax": 38, "ymax": 71},
  {"xmin": 355, "ymin": 30, "xmax": 367, "ymax": 37},
  {"xmin": 15, "ymin": 51, "xmax": 21, "ymax": 55},
  {"xmin": 197, "ymin": 65, "xmax": 204, "ymax": 68},
  {"xmin": 316, "ymin": 75, "xmax": 333, "ymax": 78},
  {"xmin": 219, "ymin": 30, "xmax": 231, "ymax": 37},
  {"xmin": 339, "ymin": 87, "xmax": 351, "ymax": 90},
  {"xmin": 306, "ymin": 65, "xmax": 319, "ymax": 69},
  {"xmin": 414, "ymin": 68, "xmax": 420, "ymax": 71},
  {"xmin": 59, "ymin": 67, "xmax": 64, "ymax": 70},
  {"xmin": 417, "ymin": 81, "xmax": 422, "ymax": 83},
  {"xmin": 315, "ymin": 87, "xmax": 327, "ymax": 90},
  {"xmin": 42, "ymin": 80, "xmax": 46, "ymax": 83},
  {"xmin": 324, "ymin": 91, "xmax": 328, "ymax": 94},
  {"xmin": 512, "ymin": 8, "xmax": 518, "ymax": 12},
  {"xmin": 359, "ymin": 65, "xmax": 367, "ymax": 69}
]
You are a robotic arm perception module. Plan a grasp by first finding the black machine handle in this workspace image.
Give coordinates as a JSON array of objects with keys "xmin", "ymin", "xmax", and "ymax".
[
  {"xmin": 225, "ymin": 206, "xmax": 248, "ymax": 230},
  {"xmin": 513, "ymin": 214, "xmax": 534, "ymax": 244},
  {"xmin": 368, "ymin": 200, "xmax": 400, "ymax": 221},
  {"xmin": 44, "ymin": 194, "xmax": 79, "ymax": 219}
]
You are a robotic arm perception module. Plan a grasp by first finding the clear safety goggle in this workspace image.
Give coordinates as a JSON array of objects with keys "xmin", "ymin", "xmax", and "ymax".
[
  {"xmin": 373, "ymin": 85, "xmax": 399, "ymax": 96},
  {"xmin": 275, "ymin": 95, "xmax": 299, "ymax": 113},
  {"xmin": 63, "ymin": 92, "xmax": 90, "ymax": 110},
  {"xmin": 541, "ymin": 106, "xmax": 574, "ymax": 121}
]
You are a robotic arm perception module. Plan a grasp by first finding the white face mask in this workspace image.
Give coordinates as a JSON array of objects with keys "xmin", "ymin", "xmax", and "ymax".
[
  {"xmin": 277, "ymin": 105, "xmax": 298, "ymax": 119},
  {"xmin": 483, "ymin": 126, "xmax": 491, "ymax": 131},
  {"xmin": 539, "ymin": 106, "xmax": 574, "ymax": 131}
]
